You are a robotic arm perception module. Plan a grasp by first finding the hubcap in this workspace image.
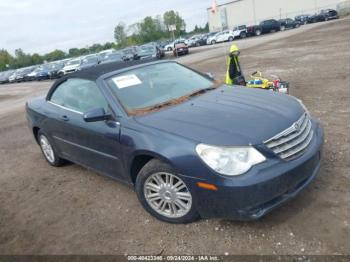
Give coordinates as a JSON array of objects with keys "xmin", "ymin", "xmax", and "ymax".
[
  {"xmin": 144, "ymin": 172, "xmax": 192, "ymax": 218},
  {"xmin": 39, "ymin": 135, "xmax": 55, "ymax": 163}
]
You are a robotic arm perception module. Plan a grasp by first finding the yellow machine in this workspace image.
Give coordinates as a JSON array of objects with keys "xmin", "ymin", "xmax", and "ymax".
[
  {"xmin": 247, "ymin": 71, "xmax": 289, "ymax": 94},
  {"xmin": 246, "ymin": 71, "xmax": 273, "ymax": 89}
]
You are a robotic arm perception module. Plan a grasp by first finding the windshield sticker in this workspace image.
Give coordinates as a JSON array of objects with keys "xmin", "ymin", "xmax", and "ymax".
[{"xmin": 112, "ymin": 74, "xmax": 142, "ymax": 89}]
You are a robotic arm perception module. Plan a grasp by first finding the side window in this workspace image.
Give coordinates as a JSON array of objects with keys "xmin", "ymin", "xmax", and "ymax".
[{"xmin": 50, "ymin": 78, "xmax": 108, "ymax": 113}]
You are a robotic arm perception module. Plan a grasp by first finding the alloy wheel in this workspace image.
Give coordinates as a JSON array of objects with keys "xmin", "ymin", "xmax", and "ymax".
[
  {"xmin": 144, "ymin": 172, "xmax": 192, "ymax": 218},
  {"xmin": 39, "ymin": 135, "xmax": 55, "ymax": 163}
]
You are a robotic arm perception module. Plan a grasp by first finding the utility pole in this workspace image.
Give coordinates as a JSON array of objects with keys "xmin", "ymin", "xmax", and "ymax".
[
  {"xmin": 314, "ymin": 0, "xmax": 318, "ymax": 12},
  {"xmin": 252, "ymin": 0, "xmax": 257, "ymax": 24},
  {"xmin": 279, "ymin": 8, "xmax": 282, "ymax": 19}
]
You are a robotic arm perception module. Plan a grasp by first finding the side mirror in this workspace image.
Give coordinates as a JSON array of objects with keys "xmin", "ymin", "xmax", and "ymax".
[
  {"xmin": 83, "ymin": 107, "xmax": 111, "ymax": 122},
  {"xmin": 204, "ymin": 72, "xmax": 216, "ymax": 80}
]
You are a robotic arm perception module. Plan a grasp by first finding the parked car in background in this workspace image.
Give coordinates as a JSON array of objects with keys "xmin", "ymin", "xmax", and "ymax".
[
  {"xmin": 25, "ymin": 66, "xmax": 51, "ymax": 81},
  {"xmin": 120, "ymin": 47, "xmax": 138, "ymax": 61},
  {"xmin": 26, "ymin": 60, "xmax": 323, "ymax": 223},
  {"xmin": 0, "ymin": 70, "xmax": 14, "ymax": 84},
  {"xmin": 320, "ymin": 9, "xmax": 339, "ymax": 20},
  {"xmin": 8, "ymin": 70, "xmax": 18, "ymax": 83},
  {"xmin": 165, "ymin": 39, "xmax": 187, "ymax": 51},
  {"xmin": 14, "ymin": 67, "xmax": 35, "ymax": 82},
  {"xmin": 173, "ymin": 43, "xmax": 189, "ymax": 56},
  {"xmin": 308, "ymin": 9, "xmax": 338, "ymax": 23},
  {"xmin": 59, "ymin": 58, "xmax": 82, "ymax": 76},
  {"xmin": 47, "ymin": 62, "xmax": 64, "ymax": 79},
  {"xmin": 207, "ymin": 30, "xmax": 235, "ymax": 45},
  {"xmin": 201, "ymin": 32, "xmax": 218, "ymax": 44},
  {"xmin": 279, "ymin": 18, "xmax": 301, "ymax": 30},
  {"xmin": 98, "ymin": 49, "xmax": 116, "ymax": 61},
  {"xmin": 136, "ymin": 45, "xmax": 163, "ymax": 60},
  {"xmin": 187, "ymin": 35, "xmax": 203, "ymax": 47},
  {"xmin": 247, "ymin": 25, "xmax": 262, "ymax": 37},
  {"xmin": 79, "ymin": 55, "xmax": 99, "ymax": 71},
  {"xmin": 100, "ymin": 52, "xmax": 124, "ymax": 65},
  {"xmin": 232, "ymin": 25, "xmax": 248, "ymax": 39},
  {"xmin": 295, "ymin": 14, "xmax": 311, "ymax": 24},
  {"xmin": 260, "ymin": 19, "xmax": 281, "ymax": 33}
]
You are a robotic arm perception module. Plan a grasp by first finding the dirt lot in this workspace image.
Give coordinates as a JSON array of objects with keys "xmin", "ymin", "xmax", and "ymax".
[{"xmin": 0, "ymin": 18, "xmax": 349, "ymax": 255}]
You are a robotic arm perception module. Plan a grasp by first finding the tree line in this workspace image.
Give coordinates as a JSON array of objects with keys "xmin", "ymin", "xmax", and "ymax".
[{"xmin": 0, "ymin": 10, "xmax": 208, "ymax": 72}]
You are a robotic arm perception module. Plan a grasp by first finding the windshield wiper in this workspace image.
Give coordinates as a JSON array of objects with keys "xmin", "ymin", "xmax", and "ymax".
[{"xmin": 189, "ymin": 87, "xmax": 217, "ymax": 98}]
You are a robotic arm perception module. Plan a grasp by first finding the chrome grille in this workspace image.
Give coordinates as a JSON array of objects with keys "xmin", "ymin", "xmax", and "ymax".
[{"xmin": 264, "ymin": 113, "xmax": 313, "ymax": 161}]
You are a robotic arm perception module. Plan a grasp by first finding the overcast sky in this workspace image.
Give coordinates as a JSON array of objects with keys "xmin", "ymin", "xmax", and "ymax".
[{"xmin": 0, "ymin": 0, "xmax": 212, "ymax": 55}]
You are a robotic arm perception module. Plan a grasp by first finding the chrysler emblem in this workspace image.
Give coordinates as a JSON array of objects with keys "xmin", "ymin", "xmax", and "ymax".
[{"xmin": 294, "ymin": 123, "xmax": 300, "ymax": 131}]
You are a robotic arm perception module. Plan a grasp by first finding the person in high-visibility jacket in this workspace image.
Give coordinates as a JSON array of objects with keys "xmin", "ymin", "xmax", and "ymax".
[{"xmin": 225, "ymin": 44, "xmax": 246, "ymax": 86}]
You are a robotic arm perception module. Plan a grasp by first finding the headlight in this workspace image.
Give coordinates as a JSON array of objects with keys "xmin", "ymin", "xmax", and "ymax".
[
  {"xmin": 196, "ymin": 144, "xmax": 266, "ymax": 176},
  {"xmin": 296, "ymin": 98, "xmax": 310, "ymax": 116}
]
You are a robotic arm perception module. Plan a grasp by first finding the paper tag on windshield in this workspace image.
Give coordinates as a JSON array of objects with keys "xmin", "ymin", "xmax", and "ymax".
[{"xmin": 112, "ymin": 74, "xmax": 142, "ymax": 89}]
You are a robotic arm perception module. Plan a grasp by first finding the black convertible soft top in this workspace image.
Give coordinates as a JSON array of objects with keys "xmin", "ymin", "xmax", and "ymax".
[{"xmin": 46, "ymin": 58, "xmax": 160, "ymax": 100}]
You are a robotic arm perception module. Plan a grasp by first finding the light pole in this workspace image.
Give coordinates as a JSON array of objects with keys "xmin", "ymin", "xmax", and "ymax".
[
  {"xmin": 252, "ymin": 0, "xmax": 257, "ymax": 25},
  {"xmin": 314, "ymin": 0, "xmax": 318, "ymax": 12}
]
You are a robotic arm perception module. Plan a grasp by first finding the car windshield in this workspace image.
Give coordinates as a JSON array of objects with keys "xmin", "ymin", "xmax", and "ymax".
[
  {"xmin": 123, "ymin": 49, "xmax": 133, "ymax": 55},
  {"xmin": 106, "ymin": 62, "xmax": 216, "ymax": 115},
  {"xmin": 82, "ymin": 56, "xmax": 98, "ymax": 64},
  {"xmin": 105, "ymin": 53, "xmax": 123, "ymax": 61},
  {"xmin": 139, "ymin": 46, "xmax": 154, "ymax": 53},
  {"xmin": 66, "ymin": 59, "xmax": 81, "ymax": 66}
]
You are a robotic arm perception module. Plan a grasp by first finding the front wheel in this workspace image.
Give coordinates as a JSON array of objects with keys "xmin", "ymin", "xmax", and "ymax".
[
  {"xmin": 280, "ymin": 25, "xmax": 286, "ymax": 31},
  {"xmin": 135, "ymin": 159, "xmax": 199, "ymax": 224},
  {"xmin": 211, "ymin": 40, "xmax": 216, "ymax": 45},
  {"xmin": 228, "ymin": 36, "xmax": 234, "ymax": 41},
  {"xmin": 255, "ymin": 30, "xmax": 261, "ymax": 36}
]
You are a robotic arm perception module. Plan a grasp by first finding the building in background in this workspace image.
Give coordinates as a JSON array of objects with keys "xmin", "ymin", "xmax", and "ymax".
[{"xmin": 207, "ymin": 0, "xmax": 344, "ymax": 31}]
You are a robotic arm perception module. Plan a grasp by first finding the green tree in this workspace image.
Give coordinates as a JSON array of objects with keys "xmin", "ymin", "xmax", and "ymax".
[
  {"xmin": 114, "ymin": 22, "xmax": 128, "ymax": 48},
  {"xmin": 68, "ymin": 48, "xmax": 80, "ymax": 57},
  {"xmin": 138, "ymin": 16, "xmax": 163, "ymax": 43},
  {"xmin": 31, "ymin": 53, "xmax": 43, "ymax": 65},
  {"xmin": 163, "ymin": 10, "xmax": 186, "ymax": 37},
  {"xmin": 44, "ymin": 49, "xmax": 66, "ymax": 62},
  {"xmin": 0, "ymin": 49, "xmax": 14, "ymax": 71}
]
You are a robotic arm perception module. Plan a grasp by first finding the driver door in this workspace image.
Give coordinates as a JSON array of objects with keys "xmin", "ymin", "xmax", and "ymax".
[{"xmin": 47, "ymin": 78, "xmax": 125, "ymax": 179}]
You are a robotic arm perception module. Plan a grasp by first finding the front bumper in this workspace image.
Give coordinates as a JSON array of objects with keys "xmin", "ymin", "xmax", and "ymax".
[{"xmin": 189, "ymin": 119, "xmax": 324, "ymax": 220}]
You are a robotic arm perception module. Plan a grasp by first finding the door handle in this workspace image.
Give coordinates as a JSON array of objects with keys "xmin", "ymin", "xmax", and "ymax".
[{"xmin": 61, "ymin": 115, "xmax": 70, "ymax": 122}]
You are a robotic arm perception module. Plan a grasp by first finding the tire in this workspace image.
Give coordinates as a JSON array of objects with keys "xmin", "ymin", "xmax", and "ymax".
[
  {"xmin": 255, "ymin": 30, "xmax": 261, "ymax": 36},
  {"xmin": 167, "ymin": 47, "xmax": 172, "ymax": 51},
  {"xmin": 228, "ymin": 36, "xmax": 234, "ymax": 42},
  {"xmin": 240, "ymin": 32, "xmax": 247, "ymax": 39},
  {"xmin": 211, "ymin": 40, "xmax": 216, "ymax": 45},
  {"xmin": 325, "ymin": 17, "xmax": 329, "ymax": 21},
  {"xmin": 135, "ymin": 159, "xmax": 200, "ymax": 224},
  {"xmin": 295, "ymin": 23, "xmax": 300, "ymax": 28},
  {"xmin": 280, "ymin": 25, "xmax": 286, "ymax": 31},
  {"xmin": 38, "ymin": 130, "xmax": 65, "ymax": 167}
]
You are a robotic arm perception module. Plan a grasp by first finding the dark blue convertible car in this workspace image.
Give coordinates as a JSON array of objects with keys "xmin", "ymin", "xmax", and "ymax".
[{"xmin": 26, "ymin": 60, "xmax": 323, "ymax": 223}]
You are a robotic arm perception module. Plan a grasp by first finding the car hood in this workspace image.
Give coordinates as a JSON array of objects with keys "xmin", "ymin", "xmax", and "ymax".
[{"xmin": 134, "ymin": 86, "xmax": 304, "ymax": 146}]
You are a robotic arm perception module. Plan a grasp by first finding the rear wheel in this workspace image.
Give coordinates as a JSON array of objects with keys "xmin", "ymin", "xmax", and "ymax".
[
  {"xmin": 228, "ymin": 36, "xmax": 234, "ymax": 41},
  {"xmin": 211, "ymin": 40, "xmax": 216, "ymax": 45},
  {"xmin": 135, "ymin": 159, "xmax": 199, "ymax": 224},
  {"xmin": 38, "ymin": 131, "xmax": 65, "ymax": 167},
  {"xmin": 280, "ymin": 25, "xmax": 286, "ymax": 31},
  {"xmin": 167, "ymin": 47, "xmax": 173, "ymax": 51},
  {"xmin": 240, "ymin": 32, "xmax": 247, "ymax": 39},
  {"xmin": 255, "ymin": 29, "xmax": 261, "ymax": 36}
]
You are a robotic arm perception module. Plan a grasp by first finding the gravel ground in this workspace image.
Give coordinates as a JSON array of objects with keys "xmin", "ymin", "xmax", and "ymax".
[{"xmin": 0, "ymin": 18, "xmax": 349, "ymax": 255}]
